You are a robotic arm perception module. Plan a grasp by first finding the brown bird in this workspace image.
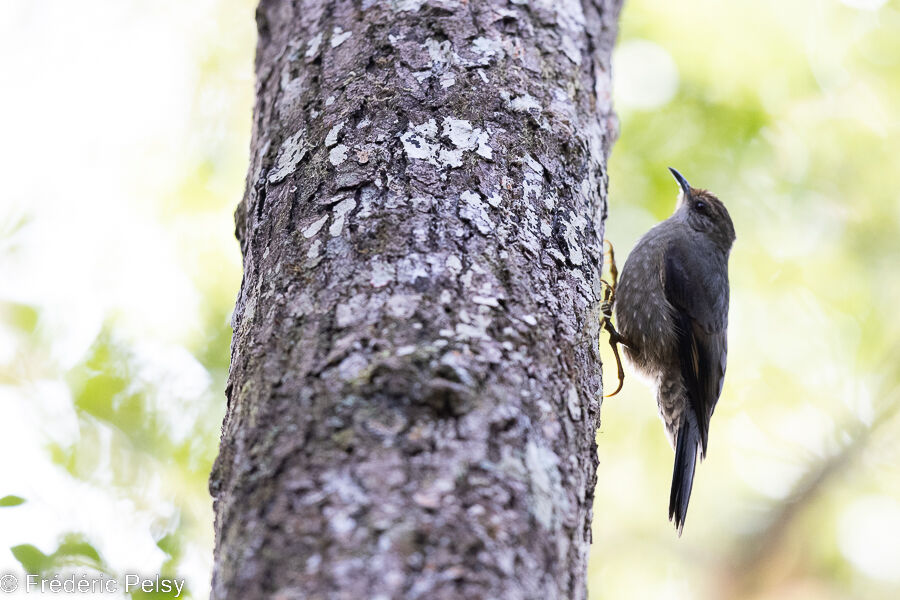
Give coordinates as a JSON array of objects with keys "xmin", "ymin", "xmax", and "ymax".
[{"xmin": 604, "ymin": 167, "xmax": 735, "ymax": 535}]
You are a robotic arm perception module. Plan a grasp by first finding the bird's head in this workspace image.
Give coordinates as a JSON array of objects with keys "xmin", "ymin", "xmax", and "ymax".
[{"xmin": 669, "ymin": 167, "xmax": 736, "ymax": 251}]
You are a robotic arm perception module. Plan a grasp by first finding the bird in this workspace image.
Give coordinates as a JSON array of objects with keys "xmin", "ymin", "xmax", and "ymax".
[{"xmin": 605, "ymin": 167, "xmax": 735, "ymax": 535}]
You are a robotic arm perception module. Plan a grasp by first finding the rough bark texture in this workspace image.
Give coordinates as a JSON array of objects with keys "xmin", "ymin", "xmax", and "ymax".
[{"xmin": 210, "ymin": 1, "xmax": 622, "ymax": 598}]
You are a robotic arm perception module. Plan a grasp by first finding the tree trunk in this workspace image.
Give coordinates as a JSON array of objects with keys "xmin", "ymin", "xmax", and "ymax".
[{"xmin": 210, "ymin": 1, "xmax": 622, "ymax": 598}]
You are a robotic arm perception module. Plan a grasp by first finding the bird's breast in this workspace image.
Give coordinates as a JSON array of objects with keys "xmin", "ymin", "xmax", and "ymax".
[{"xmin": 614, "ymin": 237, "xmax": 677, "ymax": 380}]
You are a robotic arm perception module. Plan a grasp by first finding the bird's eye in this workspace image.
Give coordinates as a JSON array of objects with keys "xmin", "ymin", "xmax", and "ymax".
[{"xmin": 694, "ymin": 200, "xmax": 706, "ymax": 212}]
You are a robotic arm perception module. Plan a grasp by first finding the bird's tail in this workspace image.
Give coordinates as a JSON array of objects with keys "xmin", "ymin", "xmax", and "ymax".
[{"xmin": 669, "ymin": 413, "xmax": 700, "ymax": 536}]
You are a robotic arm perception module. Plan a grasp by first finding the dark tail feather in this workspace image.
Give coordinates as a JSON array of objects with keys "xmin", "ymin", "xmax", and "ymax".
[{"xmin": 669, "ymin": 415, "xmax": 699, "ymax": 536}]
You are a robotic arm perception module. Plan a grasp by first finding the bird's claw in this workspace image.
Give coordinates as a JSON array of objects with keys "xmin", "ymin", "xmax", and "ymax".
[
  {"xmin": 601, "ymin": 240, "xmax": 626, "ymax": 397},
  {"xmin": 604, "ymin": 239, "xmax": 618, "ymax": 290}
]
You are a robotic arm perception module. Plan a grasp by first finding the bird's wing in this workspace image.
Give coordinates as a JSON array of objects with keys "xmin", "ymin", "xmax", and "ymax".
[{"xmin": 663, "ymin": 240, "xmax": 729, "ymax": 457}]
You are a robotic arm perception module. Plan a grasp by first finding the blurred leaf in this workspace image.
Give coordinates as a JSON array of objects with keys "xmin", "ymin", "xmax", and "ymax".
[
  {"xmin": 0, "ymin": 302, "xmax": 39, "ymax": 334},
  {"xmin": 10, "ymin": 544, "xmax": 51, "ymax": 574},
  {"xmin": 0, "ymin": 495, "xmax": 26, "ymax": 507},
  {"xmin": 47, "ymin": 441, "xmax": 79, "ymax": 476},
  {"xmin": 12, "ymin": 534, "xmax": 108, "ymax": 576},
  {"xmin": 66, "ymin": 332, "xmax": 162, "ymax": 453},
  {"xmin": 53, "ymin": 534, "xmax": 103, "ymax": 566},
  {"xmin": 0, "ymin": 210, "xmax": 30, "ymax": 254},
  {"xmin": 156, "ymin": 532, "xmax": 182, "ymax": 572}
]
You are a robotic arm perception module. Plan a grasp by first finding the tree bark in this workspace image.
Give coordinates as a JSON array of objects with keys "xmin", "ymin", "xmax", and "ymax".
[{"xmin": 210, "ymin": 1, "xmax": 622, "ymax": 598}]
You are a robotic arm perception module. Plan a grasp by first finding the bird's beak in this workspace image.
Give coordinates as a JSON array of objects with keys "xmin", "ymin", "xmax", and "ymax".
[{"xmin": 668, "ymin": 167, "xmax": 692, "ymax": 196}]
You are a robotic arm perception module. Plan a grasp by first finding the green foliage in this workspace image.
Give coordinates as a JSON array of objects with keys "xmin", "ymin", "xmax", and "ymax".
[
  {"xmin": 10, "ymin": 545, "xmax": 50, "ymax": 575},
  {"xmin": 11, "ymin": 534, "xmax": 105, "ymax": 576},
  {"xmin": 0, "ymin": 1, "xmax": 254, "ymax": 596},
  {"xmin": 0, "ymin": 496, "xmax": 26, "ymax": 508}
]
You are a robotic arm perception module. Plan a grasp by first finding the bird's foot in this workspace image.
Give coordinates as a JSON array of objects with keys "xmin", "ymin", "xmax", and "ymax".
[{"xmin": 600, "ymin": 240, "xmax": 626, "ymax": 397}]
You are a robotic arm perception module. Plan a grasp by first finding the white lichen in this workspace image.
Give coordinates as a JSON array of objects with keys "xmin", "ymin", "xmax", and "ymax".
[
  {"xmin": 521, "ymin": 153, "xmax": 544, "ymax": 202},
  {"xmin": 307, "ymin": 239, "xmax": 322, "ymax": 259},
  {"xmin": 329, "ymin": 216, "xmax": 345, "ymax": 237},
  {"xmin": 386, "ymin": 294, "xmax": 420, "ymax": 319},
  {"xmin": 563, "ymin": 216, "xmax": 585, "ymax": 266},
  {"xmin": 445, "ymin": 254, "xmax": 463, "ymax": 276},
  {"xmin": 370, "ymin": 260, "xmax": 395, "ymax": 288},
  {"xmin": 305, "ymin": 33, "xmax": 323, "ymax": 60},
  {"xmin": 333, "ymin": 196, "xmax": 357, "ymax": 218},
  {"xmin": 525, "ymin": 441, "xmax": 561, "ymax": 530},
  {"xmin": 455, "ymin": 322, "xmax": 491, "ymax": 341},
  {"xmin": 401, "ymin": 117, "xmax": 492, "ymax": 169},
  {"xmin": 547, "ymin": 248, "xmax": 567, "ymax": 264},
  {"xmin": 400, "ymin": 130, "xmax": 438, "ymax": 163},
  {"xmin": 268, "ymin": 129, "xmax": 308, "ymax": 184},
  {"xmin": 335, "ymin": 294, "xmax": 366, "ymax": 328},
  {"xmin": 331, "ymin": 27, "xmax": 352, "ymax": 48},
  {"xmin": 567, "ymin": 386, "xmax": 582, "ymax": 421},
  {"xmin": 442, "ymin": 117, "xmax": 493, "ymax": 159},
  {"xmin": 329, "ymin": 512, "xmax": 356, "ymax": 537},
  {"xmin": 329, "ymin": 197, "xmax": 357, "ymax": 237},
  {"xmin": 570, "ymin": 211, "xmax": 587, "ymax": 230},
  {"xmin": 325, "ymin": 122, "xmax": 344, "ymax": 147},
  {"xmin": 471, "ymin": 36, "xmax": 505, "ymax": 63},
  {"xmin": 425, "ymin": 38, "xmax": 453, "ymax": 69},
  {"xmin": 540, "ymin": 221, "xmax": 552, "ymax": 237},
  {"xmin": 397, "ymin": 254, "xmax": 429, "ymax": 284},
  {"xmin": 472, "ymin": 295, "xmax": 500, "ymax": 307},
  {"xmin": 523, "ymin": 153, "xmax": 543, "ymax": 174},
  {"xmin": 415, "ymin": 118, "xmax": 438, "ymax": 137},
  {"xmin": 338, "ymin": 353, "xmax": 367, "ymax": 381},
  {"xmin": 395, "ymin": 0, "xmax": 427, "ymax": 12},
  {"xmin": 510, "ymin": 94, "xmax": 542, "ymax": 113},
  {"xmin": 438, "ymin": 148, "xmax": 464, "ymax": 168},
  {"xmin": 329, "ymin": 144, "xmax": 349, "ymax": 166},
  {"xmin": 302, "ymin": 215, "xmax": 328, "ymax": 238},
  {"xmin": 459, "ymin": 191, "xmax": 495, "ymax": 235}
]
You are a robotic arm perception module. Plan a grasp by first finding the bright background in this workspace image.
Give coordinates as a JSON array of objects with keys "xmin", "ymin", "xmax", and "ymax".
[{"xmin": 1, "ymin": 1, "xmax": 898, "ymax": 599}]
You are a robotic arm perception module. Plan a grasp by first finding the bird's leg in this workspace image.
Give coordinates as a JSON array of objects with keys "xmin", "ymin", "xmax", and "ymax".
[
  {"xmin": 600, "ymin": 280, "xmax": 626, "ymax": 397},
  {"xmin": 601, "ymin": 240, "xmax": 627, "ymax": 397}
]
